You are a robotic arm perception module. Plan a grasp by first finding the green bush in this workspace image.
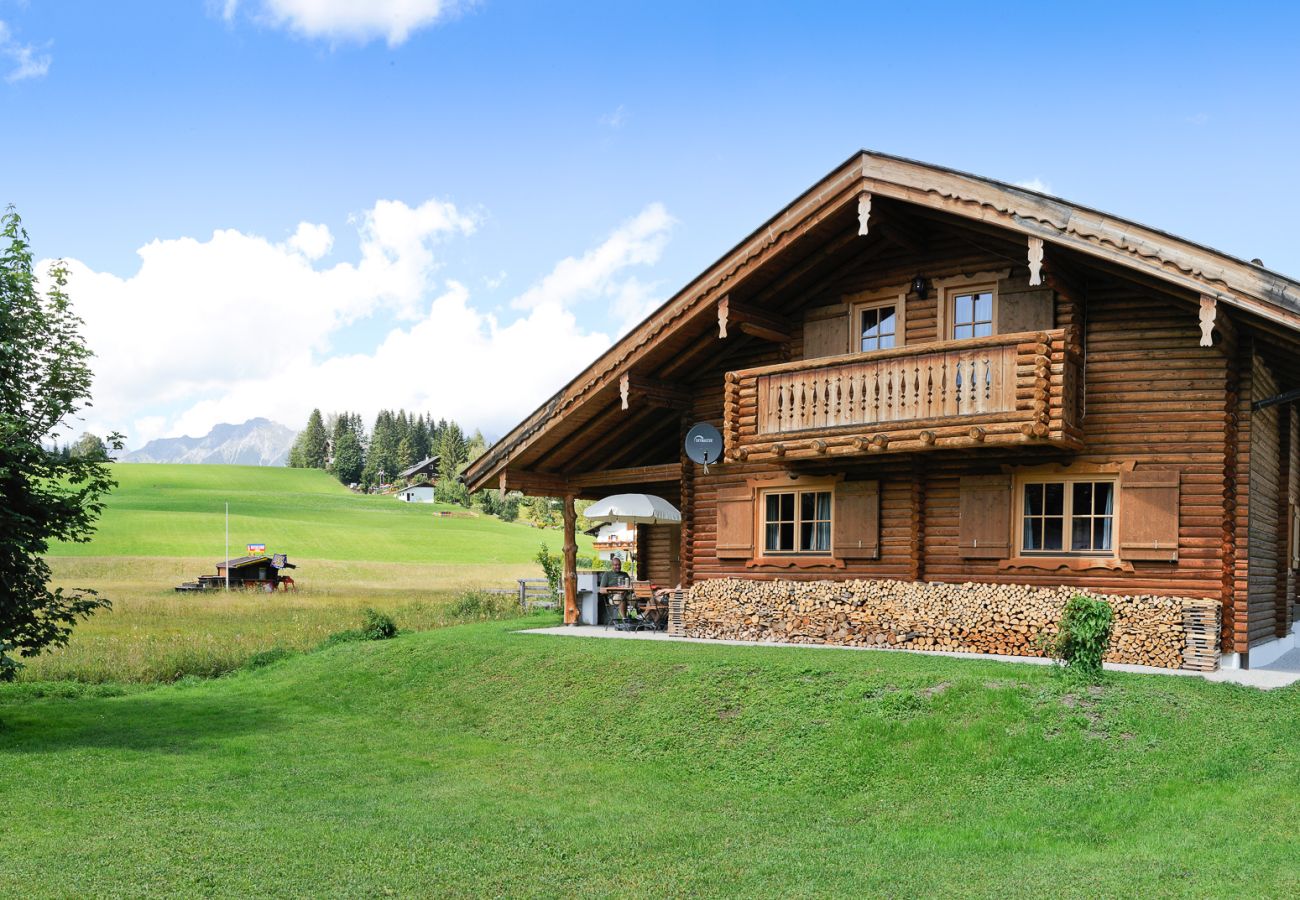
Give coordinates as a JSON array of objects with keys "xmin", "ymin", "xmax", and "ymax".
[
  {"xmin": 319, "ymin": 609, "xmax": 399, "ymax": 650},
  {"xmin": 535, "ymin": 543, "xmax": 562, "ymax": 602},
  {"xmin": 1047, "ymin": 594, "xmax": 1113, "ymax": 683},
  {"xmin": 361, "ymin": 608, "xmax": 398, "ymax": 640}
]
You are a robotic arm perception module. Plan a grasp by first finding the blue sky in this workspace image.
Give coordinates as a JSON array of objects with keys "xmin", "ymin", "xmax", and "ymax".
[{"xmin": 3, "ymin": 1, "xmax": 1297, "ymax": 449}]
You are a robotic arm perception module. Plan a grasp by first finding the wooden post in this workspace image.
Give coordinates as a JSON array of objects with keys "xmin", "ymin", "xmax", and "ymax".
[
  {"xmin": 518, "ymin": 577, "xmax": 528, "ymax": 613},
  {"xmin": 562, "ymin": 493, "xmax": 578, "ymax": 625}
]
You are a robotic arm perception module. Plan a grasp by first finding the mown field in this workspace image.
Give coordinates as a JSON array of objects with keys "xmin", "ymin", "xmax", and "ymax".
[
  {"xmin": 34, "ymin": 463, "xmax": 590, "ymax": 682},
  {"xmin": 3, "ymin": 621, "xmax": 1298, "ymax": 897}
]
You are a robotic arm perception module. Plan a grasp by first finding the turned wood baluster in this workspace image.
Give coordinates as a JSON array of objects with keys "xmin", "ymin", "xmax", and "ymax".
[
  {"xmin": 925, "ymin": 364, "xmax": 934, "ymax": 417},
  {"xmin": 912, "ymin": 365, "xmax": 921, "ymax": 420},
  {"xmin": 775, "ymin": 382, "xmax": 785, "ymax": 433},
  {"xmin": 954, "ymin": 359, "xmax": 963, "ymax": 412},
  {"xmin": 967, "ymin": 359, "xmax": 977, "ymax": 408}
]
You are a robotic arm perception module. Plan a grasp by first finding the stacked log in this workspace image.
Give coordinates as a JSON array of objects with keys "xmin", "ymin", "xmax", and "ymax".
[{"xmin": 684, "ymin": 578, "xmax": 1221, "ymax": 671}]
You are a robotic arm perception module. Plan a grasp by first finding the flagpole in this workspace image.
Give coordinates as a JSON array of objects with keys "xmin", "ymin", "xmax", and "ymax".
[{"xmin": 225, "ymin": 502, "xmax": 230, "ymax": 592}]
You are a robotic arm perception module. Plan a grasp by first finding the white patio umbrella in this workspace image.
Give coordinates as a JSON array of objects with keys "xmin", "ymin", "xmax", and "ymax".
[{"xmin": 584, "ymin": 493, "xmax": 681, "ymax": 525}]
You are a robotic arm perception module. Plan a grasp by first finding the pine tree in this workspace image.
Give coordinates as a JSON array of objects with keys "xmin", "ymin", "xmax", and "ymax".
[
  {"xmin": 330, "ymin": 429, "xmax": 364, "ymax": 485},
  {"xmin": 301, "ymin": 409, "xmax": 328, "ymax": 469}
]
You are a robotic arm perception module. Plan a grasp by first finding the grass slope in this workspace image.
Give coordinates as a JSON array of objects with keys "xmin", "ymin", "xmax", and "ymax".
[
  {"xmin": 3, "ymin": 622, "xmax": 1298, "ymax": 897},
  {"xmin": 49, "ymin": 463, "xmax": 581, "ymax": 565}
]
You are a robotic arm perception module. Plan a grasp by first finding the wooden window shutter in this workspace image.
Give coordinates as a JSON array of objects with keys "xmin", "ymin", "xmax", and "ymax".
[
  {"xmin": 715, "ymin": 487, "xmax": 754, "ymax": 559},
  {"xmin": 834, "ymin": 480, "xmax": 880, "ymax": 559},
  {"xmin": 1289, "ymin": 502, "xmax": 1299, "ymax": 570},
  {"xmin": 1118, "ymin": 469, "xmax": 1180, "ymax": 562},
  {"xmin": 958, "ymin": 475, "xmax": 1012, "ymax": 559},
  {"xmin": 803, "ymin": 308, "xmax": 848, "ymax": 360}
]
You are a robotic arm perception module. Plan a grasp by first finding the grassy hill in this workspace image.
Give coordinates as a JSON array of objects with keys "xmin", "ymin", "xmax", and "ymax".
[
  {"xmin": 3, "ymin": 621, "xmax": 1298, "ymax": 896},
  {"xmin": 50, "ymin": 463, "xmax": 581, "ymax": 566},
  {"xmin": 33, "ymin": 463, "xmax": 593, "ymax": 682}
]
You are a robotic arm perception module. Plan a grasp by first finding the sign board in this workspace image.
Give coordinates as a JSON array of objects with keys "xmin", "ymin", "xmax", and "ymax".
[
  {"xmin": 684, "ymin": 423, "xmax": 724, "ymax": 466},
  {"xmin": 247, "ymin": 543, "xmax": 266, "ymax": 555},
  {"xmin": 272, "ymin": 554, "xmax": 288, "ymax": 569}
]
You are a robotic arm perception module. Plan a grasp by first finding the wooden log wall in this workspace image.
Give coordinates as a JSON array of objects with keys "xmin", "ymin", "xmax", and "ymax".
[
  {"xmin": 691, "ymin": 276, "xmax": 1233, "ymax": 601},
  {"xmin": 684, "ymin": 578, "xmax": 1221, "ymax": 671},
  {"xmin": 1247, "ymin": 351, "xmax": 1282, "ymax": 646}
]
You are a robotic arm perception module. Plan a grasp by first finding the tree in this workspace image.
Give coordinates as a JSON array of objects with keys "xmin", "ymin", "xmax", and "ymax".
[
  {"xmin": 330, "ymin": 429, "xmax": 364, "ymax": 485},
  {"xmin": 1, "ymin": 209, "xmax": 117, "ymax": 681},
  {"xmin": 70, "ymin": 432, "xmax": 109, "ymax": 460},
  {"xmin": 300, "ymin": 409, "xmax": 328, "ymax": 469}
]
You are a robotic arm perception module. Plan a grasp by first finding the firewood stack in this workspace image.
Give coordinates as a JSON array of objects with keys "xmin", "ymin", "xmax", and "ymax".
[{"xmin": 684, "ymin": 579, "xmax": 1221, "ymax": 671}]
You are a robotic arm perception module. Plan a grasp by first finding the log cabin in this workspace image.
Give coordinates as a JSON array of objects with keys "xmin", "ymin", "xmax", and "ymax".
[{"xmin": 464, "ymin": 151, "xmax": 1300, "ymax": 670}]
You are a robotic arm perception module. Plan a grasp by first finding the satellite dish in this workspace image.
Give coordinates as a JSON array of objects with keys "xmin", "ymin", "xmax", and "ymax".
[{"xmin": 684, "ymin": 422, "xmax": 724, "ymax": 467}]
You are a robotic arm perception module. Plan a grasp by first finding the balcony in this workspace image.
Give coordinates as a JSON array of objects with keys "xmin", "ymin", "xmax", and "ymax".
[{"xmin": 722, "ymin": 329, "xmax": 1082, "ymax": 462}]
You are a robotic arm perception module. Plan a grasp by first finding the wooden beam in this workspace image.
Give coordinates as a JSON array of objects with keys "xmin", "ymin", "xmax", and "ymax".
[
  {"xmin": 619, "ymin": 372, "xmax": 690, "ymax": 411},
  {"xmin": 563, "ymin": 405, "xmax": 661, "ymax": 471},
  {"xmin": 498, "ymin": 469, "xmax": 570, "ymax": 497},
  {"xmin": 569, "ymin": 463, "xmax": 682, "ymax": 488},
  {"xmin": 562, "ymin": 494, "xmax": 578, "ymax": 625},
  {"xmin": 717, "ymin": 295, "xmax": 792, "ymax": 343}
]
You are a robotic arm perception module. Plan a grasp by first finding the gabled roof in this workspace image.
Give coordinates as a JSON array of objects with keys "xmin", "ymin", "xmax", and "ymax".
[
  {"xmin": 466, "ymin": 150, "xmax": 1300, "ymax": 493},
  {"xmin": 399, "ymin": 456, "xmax": 440, "ymax": 478}
]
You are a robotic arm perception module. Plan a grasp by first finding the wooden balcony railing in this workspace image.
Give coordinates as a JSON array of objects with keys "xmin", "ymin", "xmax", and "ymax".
[{"xmin": 723, "ymin": 329, "xmax": 1082, "ymax": 461}]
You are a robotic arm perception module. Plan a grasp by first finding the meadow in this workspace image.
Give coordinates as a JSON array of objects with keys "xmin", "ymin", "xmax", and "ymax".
[
  {"xmin": 34, "ymin": 463, "xmax": 590, "ymax": 682},
  {"xmin": 3, "ymin": 621, "xmax": 1298, "ymax": 897}
]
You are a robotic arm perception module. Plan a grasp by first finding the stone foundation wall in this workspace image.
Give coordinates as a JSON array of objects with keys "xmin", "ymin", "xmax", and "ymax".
[{"xmin": 684, "ymin": 579, "xmax": 1221, "ymax": 671}]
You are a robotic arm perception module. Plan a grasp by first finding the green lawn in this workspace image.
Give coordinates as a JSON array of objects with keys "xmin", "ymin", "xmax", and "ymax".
[
  {"xmin": 49, "ymin": 463, "xmax": 582, "ymax": 565},
  {"xmin": 2, "ymin": 621, "xmax": 1297, "ymax": 897}
]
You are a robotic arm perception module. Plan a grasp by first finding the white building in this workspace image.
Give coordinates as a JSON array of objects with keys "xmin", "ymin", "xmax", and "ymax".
[{"xmin": 396, "ymin": 482, "xmax": 436, "ymax": 503}]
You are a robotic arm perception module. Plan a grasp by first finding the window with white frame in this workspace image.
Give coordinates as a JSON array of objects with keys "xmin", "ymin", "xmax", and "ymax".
[
  {"xmin": 952, "ymin": 289, "xmax": 995, "ymax": 340},
  {"xmin": 857, "ymin": 301, "xmax": 898, "ymax": 351},
  {"xmin": 1019, "ymin": 478, "xmax": 1116, "ymax": 556},
  {"xmin": 762, "ymin": 489, "xmax": 832, "ymax": 554}
]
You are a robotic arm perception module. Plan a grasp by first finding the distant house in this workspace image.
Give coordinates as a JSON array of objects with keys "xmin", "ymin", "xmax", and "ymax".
[
  {"xmin": 586, "ymin": 520, "xmax": 636, "ymax": 562},
  {"xmin": 397, "ymin": 481, "xmax": 436, "ymax": 503},
  {"xmin": 399, "ymin": 456, "xmax": 440, "ymax": 482}
]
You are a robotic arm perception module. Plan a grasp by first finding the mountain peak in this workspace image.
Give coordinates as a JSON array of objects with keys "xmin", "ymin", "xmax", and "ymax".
[{"xmin": 123, "ymin": 419, "xmax": 298, "ymax": 466}]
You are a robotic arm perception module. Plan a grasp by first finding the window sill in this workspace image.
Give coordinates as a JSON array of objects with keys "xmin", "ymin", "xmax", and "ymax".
[
  {"xmin": 746, "ymin": 557, "xmax": 846, "ymax": 570},
  {"xmin": 997, "ymin": 556, "xmax": 1133, "ymax": 574}
]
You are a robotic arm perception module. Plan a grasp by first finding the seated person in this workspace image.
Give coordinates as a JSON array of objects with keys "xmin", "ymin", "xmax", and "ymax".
[{"xmin": 598, "ymin": 557, "xmax": 632, "ymax": 617}]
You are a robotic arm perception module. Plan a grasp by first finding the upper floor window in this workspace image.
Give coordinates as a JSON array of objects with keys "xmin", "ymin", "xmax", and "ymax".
[
  {"xmin": 858, "ymin": 301, "xmax": 897, "ymax": 351},
  {"xmin": 952, "ymin": 290, "xmax": 994, "ymax": 340}
]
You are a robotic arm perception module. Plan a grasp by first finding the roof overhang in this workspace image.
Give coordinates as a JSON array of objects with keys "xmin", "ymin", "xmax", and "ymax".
[{"xmin": 466, "ymin": 150, "xmax": 1300, "ymax": 493}]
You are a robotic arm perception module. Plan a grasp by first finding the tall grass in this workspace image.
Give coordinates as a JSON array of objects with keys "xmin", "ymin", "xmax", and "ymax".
[{"xmin": 29, "ymin": 557, "xmax": 545, "ymax": 683}]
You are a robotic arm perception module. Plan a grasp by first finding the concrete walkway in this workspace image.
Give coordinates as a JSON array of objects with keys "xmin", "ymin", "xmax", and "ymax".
[{"xmin": 520, "ymin": 625, "xmax": 1300, "ymax": 690}]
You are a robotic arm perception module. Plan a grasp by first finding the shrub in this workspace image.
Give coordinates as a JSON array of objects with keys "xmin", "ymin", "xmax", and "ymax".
[
  {"xmin": 361, "ymin": 608, "xmax": 398, "ymax": 640},
  {"xmin": 1047, "ymin": 594, "xmax": 1113, "ymax": 682},
  {"xmin": 319, "ymin": 609, "xmax": 399, "ymax": 650},
  {"xmin": 535, "ymin": 543, "xmax": 562, "ymax": 602}
]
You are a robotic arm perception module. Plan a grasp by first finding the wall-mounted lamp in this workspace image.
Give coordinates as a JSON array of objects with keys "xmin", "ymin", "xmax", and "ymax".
[{"xmin": 911, "ymin": 274, "xmax": 928, "ymax": 299}]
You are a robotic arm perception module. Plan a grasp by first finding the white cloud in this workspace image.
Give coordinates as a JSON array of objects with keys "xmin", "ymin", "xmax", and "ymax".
[
  {"xmin": 223, "ymin": 0, "xmax": 468, "ymax": 46},
  {"xmin": 511, "ymin": 203, "xmax": 674, "ymax": 314},
  {"xmin": 287, "ymin": 221, "xmax": 333, "ymax": 260},
  {"xmin": 600, "ymin": 104, "xmax": 628, "ymax": 129},
  {"xmin": 1014, "ymin": 177, "xmax": 1054, "ymax": 195},
  {"xmin": 0, "ymin": 20, "xmax": 51, "ymax": 83},
  {"xmin": 47, "ymin": 198, "xmax": 669, "ymax": 449}
]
